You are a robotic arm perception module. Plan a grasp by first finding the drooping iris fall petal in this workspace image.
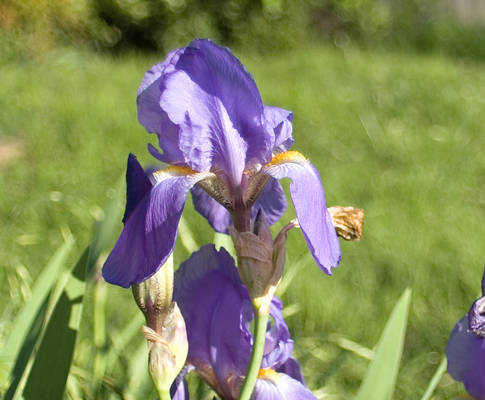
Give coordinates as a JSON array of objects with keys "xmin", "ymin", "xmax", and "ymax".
[
  {"xmin": 102, "ymin": 156, "xmax": 213, "ymax": 288},
  {"xmin": 263, "ymin": 151, "xmax": 341, "ymax": 274}
]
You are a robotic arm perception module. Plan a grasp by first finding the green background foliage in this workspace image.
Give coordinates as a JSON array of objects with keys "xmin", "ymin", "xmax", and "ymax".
[{"xmin": 1, "ymin": 1, "xmax": 485, "ymax": 398}]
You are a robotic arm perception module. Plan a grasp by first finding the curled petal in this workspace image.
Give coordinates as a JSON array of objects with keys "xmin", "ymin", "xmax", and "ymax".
[
  {"xmin": 102, "ymin": 167, "xmax": 213, "ymax": 288},
  {"xmin": 264, "ymin": 106, "xmax": 294, "ymax": 153},
  {"xmin": 160, "ymin": 39, "xmax": 274, "ymax": 184},
  {"xmin": 263, "ymin": 151, "xmax": 341, "ymax": 274},
  {"xmin": 137, "ymin": 49, "xmax": 186, "ymax": 165},
  {"xmin": 253, "ymin": 369, "xmax": 317, "ymax": 400},
  {"xmin": 446, "ymin": 315, "xmax": 485, "ymax": 400}
]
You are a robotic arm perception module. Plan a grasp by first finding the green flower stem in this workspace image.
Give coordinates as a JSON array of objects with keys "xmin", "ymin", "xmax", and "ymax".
[
  {"xmin": 156, "ymin": 387, "xmax": 172, "ymax": 400},
  {"xmin": 238, "ymin": 306, "xmax": 269, "ymax": 400}
]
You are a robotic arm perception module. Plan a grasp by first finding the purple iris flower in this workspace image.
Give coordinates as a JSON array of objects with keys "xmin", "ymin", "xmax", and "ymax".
[
  {"xmin": 102, "ymin": 38, "xmax": 340, "ymax": 288},
  {"xmin": 171, "ymin": 244, "xmax": 317, "ymax": 399},
  {"xmin": 446, "ymin": 269, "xmax": 485, "ymax": 399}
]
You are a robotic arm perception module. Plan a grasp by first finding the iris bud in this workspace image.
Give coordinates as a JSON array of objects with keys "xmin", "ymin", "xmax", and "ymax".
[
  {"xmin": 142, "ymin": 303, "xmax": 188, "ymax": 393},
  {"xmin": 231, "ymin": 210, "xmax": 297, "ymax": 314},
  {"xmin": 132, "ymin": 255, "xmax": 188, "ymax": 393},
  {"xmin": 132, "ymin": 255, "xmax": 174, "ymax": 332}
]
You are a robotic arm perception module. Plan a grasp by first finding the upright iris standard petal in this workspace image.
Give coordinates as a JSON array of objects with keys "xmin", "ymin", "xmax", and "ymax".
[
  {"xmin": 263, "ymin": 151, "xmax": 341, "ymax": 274},
  {"xmin": 190, "ymin": 178, "xmax": 287, "ymax": 234},
  {"xmin": 173, "ymin": 245, "xmax": 312, "ymax": 400},
  {"xmin": 137, "ymin": 49, "xmax": 186, "ymax": 165},
  {"xmin": 102, "ymin": 165, "xmax": 214, "ymax": 288},
  {"xmin": 446, "ymin": 316, "xmax": 485, "ymax": 400},
  {"xmin": 159, "ymin": 39, "xmax": 274, "ymax": 183},
  {"xmin": 264, "ymin": 106, "xmax": 294, "ymax": 153}
]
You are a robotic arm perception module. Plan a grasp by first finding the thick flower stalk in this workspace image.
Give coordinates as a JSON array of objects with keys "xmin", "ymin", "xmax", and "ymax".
[
  {"xmin": 446, "ymin": 267, "xmax": 485, "ymax": 399},
  {"xmin": 171, "ymin": 245, "xmax": 318, "ymax": 400},
  {"xmin": 102, "ymin": 38, "xmax": 341, "ymax": 289}
]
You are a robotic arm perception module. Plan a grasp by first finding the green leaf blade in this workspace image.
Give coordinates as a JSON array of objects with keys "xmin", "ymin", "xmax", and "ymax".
[{"xmin": 355, "ymin": 288, "xmax": 412, "ymax": 400}]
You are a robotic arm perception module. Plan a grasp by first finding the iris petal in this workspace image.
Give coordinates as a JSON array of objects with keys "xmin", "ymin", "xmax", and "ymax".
[
  {"xmin": 173, "ymin": 245, "xmax": 299, "ymax": 398},
  {"xmin": 160, "ymin": 39, "xmax": 274, "ymax": 184},
  {"xmin": 263, "ymin": 151, "xmax": 341, "ymax": 274},
  {"xmin": 253, "ymin": 371, "xmax": 317, "ymax": 400},
  {"xmin": 102, "ymin": 167, "xmax": 213, "ymax": 288},
  {"xmin": 137, "ymin": 48, "xmax": 186, "ymax": 165},
  {"xmin": 123, "ymin": 154, "xmax": 153, "ymax": 224},
  {"xmin": 446, "ymin": 315, "xmax": 485, "ymax": 400},
  {"xmin": 264, "ymin": 106, "xmax": 294, "ymax": 153}
]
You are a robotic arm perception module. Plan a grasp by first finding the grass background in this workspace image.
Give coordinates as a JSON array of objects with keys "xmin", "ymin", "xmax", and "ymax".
[{"xmin": 1, "ymin": 43, "xmax": 485, "ymax": 398}]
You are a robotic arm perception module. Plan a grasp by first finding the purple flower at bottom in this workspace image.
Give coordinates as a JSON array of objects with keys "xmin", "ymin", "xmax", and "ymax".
[
  {"xmin": 102, "ymin": 38, "xmax": 341, "ymax": 288},
  {"xmin": 172, "ymin": 245, "xmax": 317, "ymax": 400},
  {"xmin": 446, "ymin": 269, "xmax": 485, "ymax": 400}
]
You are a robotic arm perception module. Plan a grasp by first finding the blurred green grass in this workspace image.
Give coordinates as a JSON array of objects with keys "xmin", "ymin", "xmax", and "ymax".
[{"xmin": 2, "ymin": 44, "xmax": 485, "ymax": 398}]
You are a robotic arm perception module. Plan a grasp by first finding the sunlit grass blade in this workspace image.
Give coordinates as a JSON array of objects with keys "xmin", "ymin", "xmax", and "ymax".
[
  {"xmin": 355, "ymin": 288, "xmax": 411, "ymax": 400},
  {"xmin": 86, "ymin": 179, "xmax": 124, "ymax": 277},
  {"xmin": 420, "ymin": 356, "xmax": 447, "ymax": 400},
  {"xmin": 105, "ymin": 313, "xmax": 145, "ymax": 373},
  {"xmin": 2, "ymin": 297, "xmax": 49, "ymax": 399},
  {"xmin": 21, "ymin": 248, "xmax": 88, "ymax": 400},
  {"xmin": 7, "ymin": 248, "xmax": 88, "ymax": 400},
  {"xmin": 0, "ymin": 238, "xmax": 75, "ymax": 379}
]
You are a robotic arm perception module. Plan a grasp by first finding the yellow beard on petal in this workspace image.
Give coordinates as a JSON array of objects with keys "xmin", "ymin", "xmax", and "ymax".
[
  {"xmin": 257, "ymin": 368, "xmax": 280, "ymax": 381},
  {"xmin": 153, "ymin": 165, "xmax": 198, "ymax": 180},
  {"xmin": 266, "ymin": 150, "xmax": 307, "ymax": 167}
]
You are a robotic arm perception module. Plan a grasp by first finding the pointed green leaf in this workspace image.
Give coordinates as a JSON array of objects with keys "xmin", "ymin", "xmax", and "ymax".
[
  {"xmin": 86, "ymin": 180, "xmax": 124, "ymax": 277},
  {"xmin": 0, "ymin": 239, "xmax": 74, "ymax": 378},
  {"xmin": 355, "ymin": 288, "xmax": 411, "ymax": 400},
  {"xmin": 18, "ymin": 248, "xmax": 88, "ymax": 400}
]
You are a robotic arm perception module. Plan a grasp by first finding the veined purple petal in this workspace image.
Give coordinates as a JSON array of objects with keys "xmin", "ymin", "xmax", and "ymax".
[
  {"xmin": 447, "ymin": 315, "xmax": 485, "ymax": 400},
  {"xmin": 137, "ymin": 48, "xmax": 186, "ymax": 165},
  {"xmin": 263, "ymin": 151, "xmax": 341, "ymax": 274},
  {"xmin": 173, "ymin": 245, "xmax": 249, "ymax": 398},
  {"xmin": 190, "ymin": 177, "xmax": 286, "ymax": 234},
  {"xmin": 173, "ymin": 245, "xmax": 297, "ymax": 399},
  {"xmin": 252, "ymin": 370, "xmax": 317, "ymax": 400},
  {"xmin": 102, "ymin": 167, "xmax": 213, "ymax": 288},
  {"xmin": 264, "ymin": 106, "xmax": 294, "ymax": 153},
  {"xmin": 160, "ymin": 39, "xmax": 274, "ymax": 184}
]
